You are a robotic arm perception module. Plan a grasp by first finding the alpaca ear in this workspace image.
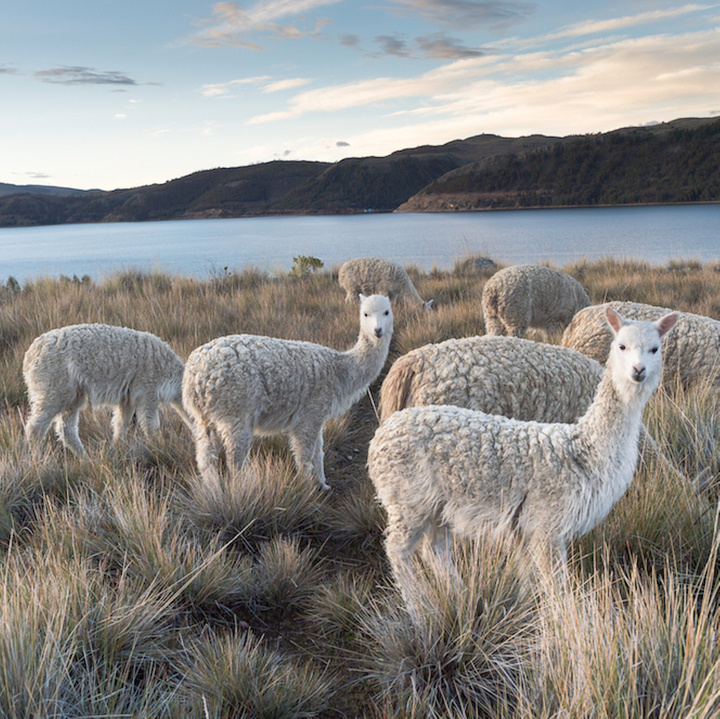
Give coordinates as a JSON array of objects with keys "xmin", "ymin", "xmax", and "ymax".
[
  {"xmin": 359, "ymin": 293, "xmax": 367, "ymax": 303},
  {"xmin": 605, "ymin": 307, "xmax": 626, "ymax": 334},
  {"xmin": 655, "ymin": 312, "xmax": 679, "ymax": 337}
]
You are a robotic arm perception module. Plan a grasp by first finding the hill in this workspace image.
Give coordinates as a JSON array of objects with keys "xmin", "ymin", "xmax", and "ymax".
[
  {"xmin": 398, "ymin": 117, "xmax": 720, "ymax": 211},
  {"xmin": 0, "ymin": 182, "xmax": 96, "ymax": 199},
  {"xmin": 1, "ymin": 117, "xmax": 718, "ymax": 227},
  {"xmin": 0, "ymin": 135, "xmax": 563, "ymax": 227}
]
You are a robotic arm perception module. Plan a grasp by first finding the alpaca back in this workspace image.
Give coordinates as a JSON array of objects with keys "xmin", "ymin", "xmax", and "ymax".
[
  {"xmin": 379, "ymin": 336, "xmax": 602, "ymax": 423},
  {"xmin": 23, "ymin": 324, "xmax": 184, "ymax": 408}
]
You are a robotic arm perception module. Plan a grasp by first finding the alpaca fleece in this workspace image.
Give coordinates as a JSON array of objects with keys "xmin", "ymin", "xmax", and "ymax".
[
  {"xmin": 369, "ymin": 309, "xmax": 678, "ymax": 599},
  {"xmin": 338, "ymin": 257, "xmax": 432, "ymax": 309},
  {"xmin": 482, "ymin": 264, "xmax": 590, "ymax": 337},
  {"xmin": 562, "ymin": 300, "xmax": 720, "ymax": 392},
  {"xmin": 182, "ymin": 294, "xmax": 394, "ymax": 489},
  {"xmin": 23, "ymin": 323, "xmax": 187, "ymax": 455}
]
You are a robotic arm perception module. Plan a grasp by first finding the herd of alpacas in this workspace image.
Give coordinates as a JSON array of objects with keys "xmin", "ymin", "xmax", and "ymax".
[{"xmin": 22, "ymin": 257, "xmax": 720, "ymax": 606}]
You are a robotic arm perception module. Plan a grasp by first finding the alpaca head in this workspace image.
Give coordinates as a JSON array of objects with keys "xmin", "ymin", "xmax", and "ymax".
[
  {"xmin": 359, "ymin": 294, "xmax": 394, "ymax": 342},
  {"xmin": 605, "ymin": 307, "xmax": 678, "ymax": 399}
]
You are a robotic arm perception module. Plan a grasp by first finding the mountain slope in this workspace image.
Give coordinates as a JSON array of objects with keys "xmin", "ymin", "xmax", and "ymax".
[{"xmin": 398, "ymin": 118, "xmax": 720, "ymax": 211}]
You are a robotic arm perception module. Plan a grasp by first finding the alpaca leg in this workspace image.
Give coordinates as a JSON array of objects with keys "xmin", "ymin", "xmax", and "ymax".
[
  {"xmin": 217, "ymin": 421, "xmax": 253, "ymax": 478},
  {"xmin": 483, "ymin": 315, "xmax": 507, "ymax": 336},
  {"xmin": 25, "ymin": 399, "xmax": 61, "ymax": 447},
  {"xmin": 290, "ymin": 425, "xmax": 329, "ymax": 489},
  {"xmin": 194, "ymin": 421, "xmax": 224, "ymax": 484},
  {"xmin": 384, "ymin": 509, "xmax": 425, "ymax": 597},
  {"xmin": 136, "ymin": 401, "xmax": 161, "ymax": 441},
  {"xmin": 54, "ymin": 404, "xmax": 86, "ymax": 456},
  {"xmin": 111, "ymin": 402, "xmax": 134, "ymax": 443}
]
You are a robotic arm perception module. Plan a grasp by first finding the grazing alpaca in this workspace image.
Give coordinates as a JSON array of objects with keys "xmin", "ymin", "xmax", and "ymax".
[
  {"xmin": 338, "ymin": 258, "xmax": 433, "ymax": 310},
  {"xmin": 482, "ymin": 264, "xmax": 590, "ymax": 337},
  {"xmin": 23, "ymin": 324, "xmax": 188, "ymax": 455}
]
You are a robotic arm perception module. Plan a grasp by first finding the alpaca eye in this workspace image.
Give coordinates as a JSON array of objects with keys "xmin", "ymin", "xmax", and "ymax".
[
  {"xmin": 618, "ymin": 344, "xmax": 626, "ymax": 351},
  {"xmin": 384, "ymin": 310, "xmax": 389, "ymax": 316},
  {"xmin": 650, "ymin": 346, "xmax": 659, "ymax": 354},
  {"xmin": 364, "ymin": 313, "xmax": 368, "ymax": 318}
]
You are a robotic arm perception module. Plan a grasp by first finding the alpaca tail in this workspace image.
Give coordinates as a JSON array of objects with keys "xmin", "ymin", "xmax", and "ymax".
[{"xmin": 379, "ymin": 353, "xmax": 421, "ymax": 422}]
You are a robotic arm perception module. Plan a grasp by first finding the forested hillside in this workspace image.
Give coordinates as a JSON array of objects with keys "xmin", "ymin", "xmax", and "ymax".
[
  {"xmin": 399, "ymin": 118, "xmax": 720, "ymax": 211},
  {"xmin": 1, "ymin": 117, "xmax": 718, "ymax": 227}
]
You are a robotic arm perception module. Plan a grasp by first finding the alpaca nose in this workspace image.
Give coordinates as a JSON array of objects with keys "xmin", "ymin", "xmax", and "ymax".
[
  {"xmin": 632, "ymin": 365, "xmax": 646, "ymax": 382},
  {"xmin": 374, "ymin": 327, "xmax": 383, "ymax": 338}
]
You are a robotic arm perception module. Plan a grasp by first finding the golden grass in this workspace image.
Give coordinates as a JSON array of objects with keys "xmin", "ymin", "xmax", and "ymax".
[{"xmin": 0, "ymin": 256, "xmax": 718, "ymax": 715}]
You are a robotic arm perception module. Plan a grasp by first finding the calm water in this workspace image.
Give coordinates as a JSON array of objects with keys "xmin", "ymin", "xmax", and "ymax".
[{"xmin": 1, "ymin": 205, "xmax": 718, "ymax": 283}]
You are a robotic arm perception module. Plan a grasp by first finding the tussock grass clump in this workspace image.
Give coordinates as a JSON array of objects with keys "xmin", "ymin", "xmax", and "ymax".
[
  {"xmin": 0, "ymin": 257, "xmax": 718, "ymax": 715},
  {"xmin": 180, "ymin": 628, "xmax": 331, "ymax": 718},
  {"xmin": 186, "ymin": 453, "xmax": 331, "ymax": 544},
  {"xmin": 360, "ymin": 536, "xmax": 535, "ymax": 718},
  {"xmin": 524, "ymin": 550, "xmax": 720, "ymax": 718}
]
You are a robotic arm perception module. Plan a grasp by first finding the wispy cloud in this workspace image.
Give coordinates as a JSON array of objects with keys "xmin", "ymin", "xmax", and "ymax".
[
  {"xmin": 387, "ymin": 0, "xmax": 537, "ymax": 30},
  {"xmin": 262, "ymin": 77, "xmax": 311, "ymax": 92},
  {"xmin": 200, "ymin": 76, "xmax": 272, "ymax": 97},
  {"xmin": 247, "ymin": 26, "xmax": 720, "ymax": 126},
  {"xmin": 543, "ymin": 3, "xmax": 717, "ymax": 41},
  {"xmin": 417, "ymin": 33, "xmax": 486, "ymax": 58},
  {"xmin": 35, "ymin": 66, "xmax": 138, "ymax": 85},
  {"xmin": 192, "ymin": 0, "xmax": 339, "ymax": 48},
  {"xmin": 375, "ymin": 35, "xmax": 412, "ymax": 57}
]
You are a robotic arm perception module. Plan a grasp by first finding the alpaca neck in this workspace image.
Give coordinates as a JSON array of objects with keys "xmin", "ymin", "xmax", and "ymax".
[
  {"xmin": 344, "ymin": 331, "xmax": 391, "ymax": 390},
  {"xmin": 577, "ymin": 362, "xmax": 649, "ymax": 458}
]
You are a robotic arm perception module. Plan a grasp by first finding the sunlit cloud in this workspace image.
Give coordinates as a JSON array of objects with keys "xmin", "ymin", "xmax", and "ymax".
[
  {"xmin": 543, "ymin": 3, "xmax": 717, "ymax": 41},
  {"xmin": 200, "ymin": 76, "xmax": 271, "ymax": 97},
  {"xmin": 35, "ymin": 66, "xmax": 138, "ymax": 85},
  {"xmin": 247, "ymin": 26, "xmax": 720, "ymax": 127},
  {"xmin": 192, "ymin": 0, "xmax": 339, "ymax": 48},
  {"xmin": 262, "ymin": 77, "xmax": 311, "ymax": 92}
]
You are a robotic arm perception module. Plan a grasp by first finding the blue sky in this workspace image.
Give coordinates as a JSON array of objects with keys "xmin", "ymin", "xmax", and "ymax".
[{"xmin": 2, "ymin": 0, "xmax": 719, "ymax": 190}]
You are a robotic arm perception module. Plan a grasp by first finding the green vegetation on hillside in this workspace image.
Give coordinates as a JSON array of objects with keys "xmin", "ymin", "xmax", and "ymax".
[
  {"xmin": 1, "ymin": 117, "xmax": 718, "ymax": 227},
  {"xmin": 408, "ymin": 118, "xmax": 720, "ymax": 210}
]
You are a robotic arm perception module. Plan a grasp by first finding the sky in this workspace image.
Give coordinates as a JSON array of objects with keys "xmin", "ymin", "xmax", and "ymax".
[{"xmin": 2, "ymin": 0, "xmax": 720, "ymax": 191}]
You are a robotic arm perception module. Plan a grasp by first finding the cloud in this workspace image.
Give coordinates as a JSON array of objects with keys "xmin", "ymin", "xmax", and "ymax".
[
  {"xmin": 192, "ymin": 0, "xmax": 339, "ymax": 48},
  {"xmin": 340, "ymin": 34, "xmax": 361, "ymax": 48},
  {"xmin": 200, "ymin": 76, "xmax": 271, "ymax": 97},
  {"xmin": 35, "ymin": 66, "xmax": 138, "ymax": 85},
  {"xmin": 246, "ymin": 25, "xmax": 720, "ymax": 129},
  {"xmin": 262, "ymin": 77, "xmax": 311, "ymax": 92},
  {"xmin": 417, "ymin": 33, "xmax": 486, "ymax": 58},
  {"xmin": 375, "ymin": 35, "xmax": 412, "ymax": 57},
  {"xmin": 542, "ymin": 3, "xmax": 716, "ymax": 42},
  {"xmin": 387, "ymin": 0, "xmax": 537, "ymax": 30}
]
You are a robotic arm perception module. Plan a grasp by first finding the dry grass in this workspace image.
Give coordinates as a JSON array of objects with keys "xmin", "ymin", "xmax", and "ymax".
[{"xmin": 0, "ymin": 256, "xmax": 719, "ymax": 716}]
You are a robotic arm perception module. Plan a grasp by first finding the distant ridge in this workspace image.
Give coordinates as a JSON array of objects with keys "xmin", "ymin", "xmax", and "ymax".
[
  {"xmin": 1, "ymin": 117, "xmax": 718, "ymax": 228},
  {"xmin": 0, "ymin": 183, "xmax": 97, "ymax": 199}
]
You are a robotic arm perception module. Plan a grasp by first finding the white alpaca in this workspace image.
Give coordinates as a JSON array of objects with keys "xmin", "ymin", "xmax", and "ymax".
[
  {"xmin": 182, "ymin": 294, "xmax": 393, "ymax": 489},
  {"xmin": 482, "ymin": 265, "xmax": 590, "ymax": 337},
  {"xmin": 368, "ymin": 308, "xmax": 678, "ymax": 594},
  {"xmin": 338, "ymin": 258, "xmax": 433, "ymax": 310},
  {"xmin": 379, "ymin": 336, "xmax": 603, "ymax": 425},
  {"xmin": 562, "ymin": 300, "xmax": 720, "ymax": 393},
  {"xmin": 23, "ymin": 324, "xmax": 189, "ymax": 455}
]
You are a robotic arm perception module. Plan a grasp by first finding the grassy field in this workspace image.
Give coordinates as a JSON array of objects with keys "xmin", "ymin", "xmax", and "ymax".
[{"xmin": 0, "ymin": 256, "xmax": 719, "ymax": 718}]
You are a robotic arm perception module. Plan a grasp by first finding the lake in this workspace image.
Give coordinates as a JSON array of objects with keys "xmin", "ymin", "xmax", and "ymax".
[{"xmin": 1, "ymin": 205, "xmax": 718, "ymax": 283}]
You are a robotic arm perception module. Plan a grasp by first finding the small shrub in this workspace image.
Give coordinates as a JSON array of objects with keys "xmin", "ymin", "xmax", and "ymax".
[{"xmin": 289, "ymin": 255, "xmax": 324, "ymax": 278}]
